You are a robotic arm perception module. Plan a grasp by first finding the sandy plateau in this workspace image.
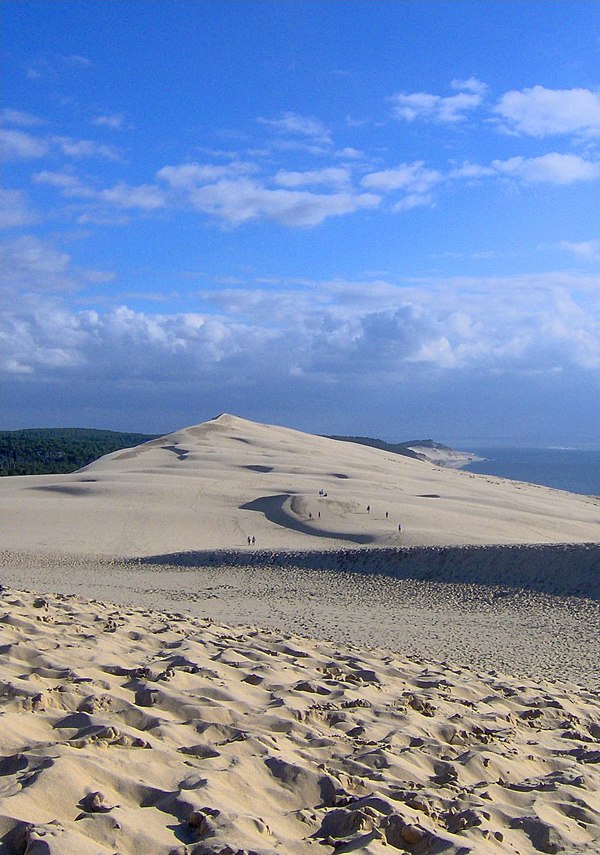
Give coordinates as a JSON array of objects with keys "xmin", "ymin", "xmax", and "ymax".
[{"xmin": 0, "ymin": 414, "xmax": 599, "ymax": 854}]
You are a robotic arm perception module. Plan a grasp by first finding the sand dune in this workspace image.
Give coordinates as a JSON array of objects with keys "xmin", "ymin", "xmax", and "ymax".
[
  {"xmin": 1, "ymin": 587, "xmax": 599, "ymax": 854},
  {"xmin": 1, "ymin": 414, "xmax": 599, "ymax": 853},
  {"xmin": 0, "ymin": 414, "xmax": 598, "ymax": 557}
]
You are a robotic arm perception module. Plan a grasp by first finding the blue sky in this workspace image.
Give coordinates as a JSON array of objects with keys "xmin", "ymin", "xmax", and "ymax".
[{"xmin": 2, "ymin": 1, "xmax": 599, "ymax": 444}]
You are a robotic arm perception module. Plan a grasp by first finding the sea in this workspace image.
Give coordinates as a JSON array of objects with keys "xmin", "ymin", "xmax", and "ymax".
[{"xmin": 455, "ymin": 447, "xmax": 600, "ymax": 497}]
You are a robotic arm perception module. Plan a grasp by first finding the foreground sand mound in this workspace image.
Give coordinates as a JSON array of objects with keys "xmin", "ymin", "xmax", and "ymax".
[
  {"xmin": 0, "ymin": 414, "xmax": 598, "ymax": 557},
  {"xmin": 1, "ymin": 587, "xmax": 599, "ymax": 854}
]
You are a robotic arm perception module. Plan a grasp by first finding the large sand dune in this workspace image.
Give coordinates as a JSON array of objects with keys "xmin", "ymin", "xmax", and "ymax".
[
  {"xmin": 1, "ymin": 415, "xmax": 599, "ymax": 853},
  {"xmin": 0, "ymin": 413, "xmax": 598, "ymax": 557}
]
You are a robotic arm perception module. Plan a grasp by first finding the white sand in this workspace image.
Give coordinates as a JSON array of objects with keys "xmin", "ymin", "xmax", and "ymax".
[{"xmin": 1, "ymin": 414, "xmax": 599, "ymax": 853}]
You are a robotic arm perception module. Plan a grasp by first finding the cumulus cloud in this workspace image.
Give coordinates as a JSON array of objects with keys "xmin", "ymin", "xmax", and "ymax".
[
  {"xmin": 0, "ymin": 189, "xmax": 39, "ymax": 228},
  {"xmin": 494, "ymin": 86, "xmax": 600, "ymax": 137},
  {"xmin": 559, "ymin": 239, "xmax": 600, "ymax": 262},
  {"xmin": 3, "ymin": 252, "xmax": 598, "ymax": 438},
  {"xmin": 1, "ymin": 235, "xmax": 112, "ymax": 297},
  {"xmin": 52, "ymin": 136, "xmax": 121, "ymax": 160},
  {"xmin": 1, "ymin": 235, "xmax": 76, "ymax": 294},
  {"xmin": 0, "ymin": 128, "xmax": 48, "ymax": 159},
  {"xmin": 3, "ymin": 270, "xmax": 598, "ymax": 386},
  {"xmin": 189, "ymin": 178, "xmax": 379, "ymax": 226},
  {"xmin": 91, "ymin": 113, "xmax": 125, "ymax": 129},
  {"xmin": 1, "ymin": 108, "xmax": 44, "ymax": 127},
  {"xmin": 98, "ymin": 183, "xmax": 165, "ymax": 210},
  {"xmin": 390, "ymin": 78, "xmax": 487, "ymax": 123},
  {"xmin": 492, "ymin": 153, "xmax": 600, "ymax": 184},
  {"xmin": 273, "ymin": 167, "xmax": 351, "ymax": 188},
  {"xmin": 33, "ymin": 170, "xmax": 91, "ymax": 196},
  {"xmin": 157, "ymin": 161, "xmax": 255, "ymax": 188},
  {"xmin": 362, "ymin": 161, "xmax": 442, "ymax": 193},
  {"xmin": 257, "ymin": 111, "xmax": 332, "ymax": 144}
]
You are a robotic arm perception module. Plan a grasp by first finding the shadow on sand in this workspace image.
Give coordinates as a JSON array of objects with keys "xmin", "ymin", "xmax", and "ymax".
[{"xmin": 239, "ymin": 494, "xmax": 375, "ymax": 544}]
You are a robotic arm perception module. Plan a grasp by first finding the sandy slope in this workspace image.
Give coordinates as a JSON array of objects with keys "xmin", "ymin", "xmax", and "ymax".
[
  {"xmin": 1, "ymin": 415, "xmax": 599, "ymax": 854},
  {"xmin": 1, "ymin": 587, "xmax": 599, "ymax": 855},
  {"xmin": 0, "ymin": 414, "xmax": 598, "ymax": 557}
]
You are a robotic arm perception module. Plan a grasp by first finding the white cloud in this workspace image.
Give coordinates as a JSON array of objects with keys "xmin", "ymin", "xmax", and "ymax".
[
  {"xmin": 362, "ymin": 161, "xmax": 442, "ymax": 193},
  {"xmin": 157, "ymin": 161, "xmax": 255, "ymax": 188},
  {"xmin": 450, "ymin": 77, "xmax": 488, "ymax": 96},
  {"xmin": 1, "ymin": 235, "xmax": 75, "ymax": 294},
  {"xmin": 32, "ymin": 170, "xmax": 91, "ymax": 197},
  {"xmin": 335, "ymin": 147, "xmax": 364, "ymax": 159},
  {"xmin": 492, "ymin": 153, "xmax": 600, "ymax": 184},
  {"xmin": 559, "ymin": 239, "xmax": 600, "ymax": 262},
  {"xmin": 2, "ymin": 261, "xmax": 598, "ymax": 444},
  {"xmin": 99, "ymin": 183, "xmax": 165, "ymax": 210},
  {"xmin": 392, "ymin": 193, "xmax": 435, "ymax": 212},
  {"xmin": 65, "ymin": 54, "xmax": 92, "ymax": 67},
  {"xmin": 0, "ymin": 189, "xmax": 39, "ymax": 228},
  {"xmin": 257, "ymin": 111, "xmax": 332, "ymax": 144},
  {"xmin": 0, "ymin": 235, "xmax": 112, "ymax": 297},
  {"xmin": 390, "ymin": 79, "xmax": 487, "ymax": 123},
  {"xmin": 1, "ymin": 108, "xmax": 44, "ymax": 127},
  {"xmin": 52, "ymin": 136, "xmax": 121, "ymax": 160},
  {"xmin": 92, "ymin": 113, "xmax": 125, "ymax": 129},
  {"xmin": 494, "ymin": 86, "xmax": 600, "ymax": 137},
  {"xmin": 0, "ymin": 128, "xmax": 48, "ymax": 159},
  {"xmin": 190, "ymin": 178, "xmax": 379, "ymax": 226},
  {"xmin": 274, "ymin": 167, "xmax": 351, "ymax": 188}
]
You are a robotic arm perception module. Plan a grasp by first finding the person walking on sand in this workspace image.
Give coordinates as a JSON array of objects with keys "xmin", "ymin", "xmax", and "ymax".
[
  {"xmin": 398, "ymin": 523, "xmax": 402, "ymax": 532},
  {"xmin": 385, "ymin": 511, "xmax": 389, "ymax": 519},
  {"xmin": 247, "ymin": 536, "xmax": 251, "ymax": 545},
  {"xmin": 366, "ymin": 505, "xmax": 370, "ymax": 514}
]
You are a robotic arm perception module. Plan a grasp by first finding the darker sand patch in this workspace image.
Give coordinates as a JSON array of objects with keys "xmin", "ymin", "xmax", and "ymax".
[
  {"xmin": 28, "ymin": 485, "xmax": 92, "ymax": 497},
  {"xmin": 243, "ymin": 465, "xmax": 274, "ymax": 473}
]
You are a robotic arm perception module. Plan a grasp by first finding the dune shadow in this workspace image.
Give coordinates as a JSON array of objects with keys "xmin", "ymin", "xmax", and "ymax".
[
  {"xmin": 28, "ymin": 484, "xmax": 92, "ymax": 496},
  {"xmin": 240, "ymin": 494, "xmax": 375, "ymax": 544}
]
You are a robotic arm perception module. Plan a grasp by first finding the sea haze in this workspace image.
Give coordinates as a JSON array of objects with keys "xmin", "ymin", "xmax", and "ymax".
[{"xmin": 459, "ymin": 448, "xmax": 600, "ymax": 497}]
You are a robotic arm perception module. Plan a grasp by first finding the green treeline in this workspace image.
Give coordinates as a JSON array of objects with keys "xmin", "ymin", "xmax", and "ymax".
[
  {"xmin": 0, "ymin": 428, "xmax": 159, "ymax": 476},
  {"xmin": 326, "ymin": 435, "xmax": 445, "ymax": 459}
]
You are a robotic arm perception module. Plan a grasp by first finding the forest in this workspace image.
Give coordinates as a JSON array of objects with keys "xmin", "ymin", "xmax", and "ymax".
[{"xmin": 0, "ymin": 428, "xmax": 158, "ymax": 476}]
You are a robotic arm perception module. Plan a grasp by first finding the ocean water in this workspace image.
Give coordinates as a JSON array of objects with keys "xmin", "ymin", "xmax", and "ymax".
[{"xmin": 458, "ymin": 447, "xmax": 600, "ymax": 496}]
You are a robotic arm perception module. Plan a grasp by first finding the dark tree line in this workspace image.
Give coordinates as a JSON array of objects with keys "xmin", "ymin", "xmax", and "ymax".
[
  {"xmin": 325, "ymin": 435, "xmax": 447, "ymax": 460},
  {"xmin": 0, "ymin": 428, "xmax": 159, "ymax": 476}
]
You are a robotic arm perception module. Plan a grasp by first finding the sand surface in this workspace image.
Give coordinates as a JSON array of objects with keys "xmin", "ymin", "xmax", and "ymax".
[
  {"xmin": 0, "ymin": 414, "xmax": 598, "ymax": 556},
  {"xmin": 1, "ymin": 415, "xmax": 599, "ymax": 853},
  {"xmin": 1, "ymin": 586, "xmax": 600, "ymax": 855}
]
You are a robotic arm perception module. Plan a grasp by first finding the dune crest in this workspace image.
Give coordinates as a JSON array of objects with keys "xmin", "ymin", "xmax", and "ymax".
[{"xmin": 0, "ymin": 414, "xmax": 598, "ymax": 558}]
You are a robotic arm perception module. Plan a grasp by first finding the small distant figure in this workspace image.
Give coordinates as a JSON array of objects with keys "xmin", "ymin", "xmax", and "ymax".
[
  {"xmin": 318, "ymin": 511, "xmax": 321, "ymax": 518},
  {"xmin": 385, "ymin": 511, "xmax": 389, "ymax": 519},
  {"xmin": 252, "ymin": 536, "xmax": 256, "ymax": 545},
  {"xmin": 398, "ymin": 523, "xmax": 402, "ymax": 532},
  {"xmin": 366, "ymin": 505, "xmax": 371, "ymax": 514},
  {"xmin": 308, "ymin": 512, "xmax": 313, "ymax": 520},
  {"xmin": 247, "ymin": 536, "xmax": 251, "ymax": 545}
]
